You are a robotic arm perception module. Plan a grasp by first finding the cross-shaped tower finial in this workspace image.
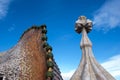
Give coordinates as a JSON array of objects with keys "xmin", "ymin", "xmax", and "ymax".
[{"xmin": 75, "ymin": 16, "xmax": 92, "ymax": 33}]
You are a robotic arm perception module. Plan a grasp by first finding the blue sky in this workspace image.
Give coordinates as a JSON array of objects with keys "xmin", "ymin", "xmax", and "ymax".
[{"xmin": 0, "ymin": 0, "xmax": 120, "ymax": 80}]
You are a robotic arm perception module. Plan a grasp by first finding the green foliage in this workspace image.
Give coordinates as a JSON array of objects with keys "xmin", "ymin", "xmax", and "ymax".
[
  {"xmin": 46, "ymin": 71, "xmax": 53, "ymax": 78},
  {"xmin": 43, "ymin": 42, "xmax": 49, "ymax": 48},
  {"xmin": 47, "ymin": 61, "xmax": 54, "ymax": 68},
  {"xmin": 42, "ymin": 29, "xmax": 47, "ymax": 34},
  {"xmin": 46, "ymin": 45, "xmax": 52, "ymax": 51},
  {"xmin": 41, "ymin": 24, "xmax": 47, "ymax": 29},
  {"xmin": 41, "ymin": 35, "xmax": 48, "ymax": 41},
  {"xmin": 46, "ymin": 53, "xmax": 53, "ymax": 59}
]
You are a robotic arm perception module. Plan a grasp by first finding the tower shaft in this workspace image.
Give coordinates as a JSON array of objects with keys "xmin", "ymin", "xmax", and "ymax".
[{"xmin": 70, "ymin": 16, "xmax": 116, "ymax": 80}]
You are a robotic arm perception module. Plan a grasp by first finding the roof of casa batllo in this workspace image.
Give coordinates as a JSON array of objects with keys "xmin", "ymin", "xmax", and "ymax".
[{"xmin": 0, "ymin": 25, "xmax": 63, "ymax": 80}]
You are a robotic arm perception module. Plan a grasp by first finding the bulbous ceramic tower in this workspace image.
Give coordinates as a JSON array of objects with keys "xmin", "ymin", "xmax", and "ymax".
[{"xmin": 70, "ymin": 16, "xmax": 115, "ymax": 80}]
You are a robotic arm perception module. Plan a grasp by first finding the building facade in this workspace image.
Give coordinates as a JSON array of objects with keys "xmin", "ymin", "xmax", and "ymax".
[{"xmin": 0, "ymin": 25, "xmax": 63, "ymax": 80}]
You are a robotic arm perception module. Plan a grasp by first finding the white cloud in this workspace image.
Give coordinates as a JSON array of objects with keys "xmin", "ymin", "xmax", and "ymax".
[
  {"xmin": 61, "ymin": 54, "xmax": 120, "ymax": 80},
  {"xmin": 8, "ymin": 24, "xmax": 16, "ymax": 32},
  {"xmin": 93, "ymin": 0, "xmax": 120, "ymax": 30},
  {"xmin": 61, "ymin": 69, "xmax": 75, "ymax": 80},
  {"xmin": 0, "ymin": 0, "xmax": 11, "ymax": 19},
  {"xmin": 8, "ymin": 27, "xmax": 14, "ymax": 32},
  {"xmin": 101, "ymin": 54, "xmax": 120, "ymax": 80}
]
